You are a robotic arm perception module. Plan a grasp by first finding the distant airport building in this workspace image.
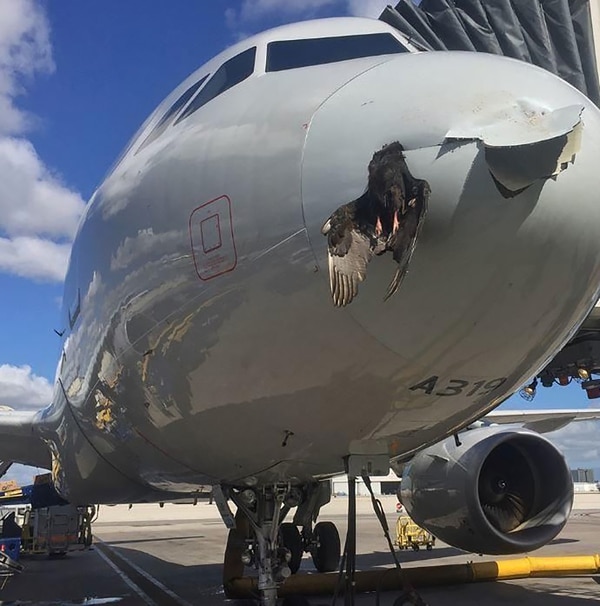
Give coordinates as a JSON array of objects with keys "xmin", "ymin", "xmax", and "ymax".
[
  {"xmin": 332, "ymin": 472, "xmax": 400, "ymax": 497},
  {"xmin": 571, "ymin": 468, "xmax": 595, "ymax": 483}
]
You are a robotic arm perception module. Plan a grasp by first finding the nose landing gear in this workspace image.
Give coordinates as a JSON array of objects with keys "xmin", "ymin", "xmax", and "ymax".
[
  {"xmin": 220, "ymin": 471, "xmax": 427, "ymax": 605},
  {"xmin": 223, "ymin": 482, "xmax": 341, "ymax": 606}
]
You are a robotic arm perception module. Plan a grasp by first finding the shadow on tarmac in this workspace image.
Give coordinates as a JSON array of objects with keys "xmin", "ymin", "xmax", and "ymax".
[
  {"xmin": 107, "ymin": 534, "xmax": 206, "ymax": 546},
  {"xmin": 2, "ymin": 543, "xmax": 598, "ymax": 606},
  {"xmin": 342, "ymin": 546, "xmax": 464, "ymax": 566},
  {"xmin": 549, "ymin": 537, "xmax": 579, "ymax": 546},
  {"xmin": 104, "ymin": 543, "xmax": 600, "ymax": 606},
  {"xmin": 420, "ymin": 578, "xmax": 600, "ymax": 606}
]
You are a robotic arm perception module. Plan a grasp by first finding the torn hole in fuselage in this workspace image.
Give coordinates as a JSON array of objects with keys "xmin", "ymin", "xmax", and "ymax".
[{"xmin": 484, "ymin": 121, "xmax": 582, "ymax": 198}]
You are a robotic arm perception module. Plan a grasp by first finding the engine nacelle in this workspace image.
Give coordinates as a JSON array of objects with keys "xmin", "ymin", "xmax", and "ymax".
[{"xmin": 400, "ymin": 427, "xmax": 573, "ymax": 554}]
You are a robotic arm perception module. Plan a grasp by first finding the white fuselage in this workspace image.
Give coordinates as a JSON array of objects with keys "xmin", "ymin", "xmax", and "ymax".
[{"xmin": 37, "ymin": 18, "xmax": 600, "ymax": 504}]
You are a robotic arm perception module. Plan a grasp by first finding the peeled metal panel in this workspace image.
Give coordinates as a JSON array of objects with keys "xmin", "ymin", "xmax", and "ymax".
[{"xmin": 381, "ymin": 0, "xmax": 600, "ymax": 106}]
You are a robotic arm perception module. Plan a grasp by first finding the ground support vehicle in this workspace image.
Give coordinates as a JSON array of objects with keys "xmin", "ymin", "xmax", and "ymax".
[
  {"xmin": 20, "ymin": 505, "xmax": 95, "ymax": 556},
  {"xmin": 395, "ymin": 515, "xmax": 435, "ymax": 551}
]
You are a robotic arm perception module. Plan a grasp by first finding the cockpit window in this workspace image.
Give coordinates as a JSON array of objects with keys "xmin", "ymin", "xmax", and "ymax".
[
  {"xmin": 176, "ymin": 47, "xmax": 257, "ymax": 124},
  {"xmin": 137, "ymin": 74, "xmax": 209, "ymax": 153},
  {"xmin": 266, "ymin": 33, "xmax": 406, "ymax": 72}
]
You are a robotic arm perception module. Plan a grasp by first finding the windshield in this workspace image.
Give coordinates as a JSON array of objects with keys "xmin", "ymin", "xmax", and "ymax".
[{"xmin": 266, "ymin": 33, "xmax": 407, "ymax": 72}]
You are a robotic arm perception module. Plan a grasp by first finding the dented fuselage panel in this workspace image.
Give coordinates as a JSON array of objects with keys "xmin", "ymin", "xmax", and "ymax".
[{"xmin": 447, "ymin": 100, "xmax": 584, "ymax": 195}]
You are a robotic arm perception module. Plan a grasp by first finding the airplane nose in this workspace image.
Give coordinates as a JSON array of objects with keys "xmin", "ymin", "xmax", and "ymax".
[{"xmin": 301, "ymin": 51, "xmax": 600, "ymax": 394}]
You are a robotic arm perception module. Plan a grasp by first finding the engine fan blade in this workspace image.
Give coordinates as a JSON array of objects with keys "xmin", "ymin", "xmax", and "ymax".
[{"xmin": 478, "ymin": 443, "xmax": 536, "ymax": 533}]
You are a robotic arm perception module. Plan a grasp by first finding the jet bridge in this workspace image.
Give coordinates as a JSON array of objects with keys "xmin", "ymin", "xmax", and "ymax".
[
  {"xmin": 379, "ymin": 0, "xmax": 600, "ymax": 401},
  {"xmin": 380, "ymin": 0, "xmax": 600, "ymax": 106}
]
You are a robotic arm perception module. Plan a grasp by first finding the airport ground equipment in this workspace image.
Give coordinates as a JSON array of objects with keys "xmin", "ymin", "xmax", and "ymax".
[
  {"xmin": 395, "ymin": 516, "xmax": 435, "ymax": 551},
  {"xmin": 0, "ymin": 536, "xmax": 21, "ymax": 562},
  {"xmin": 0, "ymin": 474, "xmax": 95, "ymax": 557},
  {"xmin": 1, "ymin": 503, "xmax": 95, "ymax": 557},
  {"xmin": 0, "ymin": 507, "xmax": 23, "ymax": 585},
  {"xmin": 0, "ymin": 474, "xmax": 68, "ymax": 510},
  {"xmin": 20, "ymin": 504, "xmax": 95, "ymax": 556}
]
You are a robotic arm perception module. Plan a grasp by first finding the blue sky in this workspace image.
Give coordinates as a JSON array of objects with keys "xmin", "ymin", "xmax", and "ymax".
[{"xmin": 0, "ymin": 0, "xmax": 598, "ymax": 485}]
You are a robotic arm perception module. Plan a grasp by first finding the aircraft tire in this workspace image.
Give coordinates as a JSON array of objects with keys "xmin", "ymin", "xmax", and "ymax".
[
  {"xmin": 311, "ymin": 521, "xmax": 340, "ymax": 573},
  {"xmin": 223, "ymin": 509, "xmax": 251, "ymax": 596},
  {"xmin": 280, "ymin": 522, "xmax": 303, "ymax": 574}
]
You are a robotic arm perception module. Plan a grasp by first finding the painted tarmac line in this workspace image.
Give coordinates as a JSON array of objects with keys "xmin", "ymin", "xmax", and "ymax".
[
  {"xmin": 94, "ymin": 543, "xmax": 157, "ymax": 606},
  {"xmin": 94, "ymin": 538, "xmax": 194, "ymax": 606}
]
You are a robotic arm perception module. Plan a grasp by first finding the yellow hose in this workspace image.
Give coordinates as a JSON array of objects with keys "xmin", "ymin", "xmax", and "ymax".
[
  {"xmin": 225, "ymin": 554, "xmax": 600, "ymax": 598},
  {"xmin": 473, "ymin": 554, "xmax": 600, "ymax": 580}
]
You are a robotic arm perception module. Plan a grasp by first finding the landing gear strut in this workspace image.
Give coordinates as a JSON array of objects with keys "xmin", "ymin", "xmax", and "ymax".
[
  {"xmin": 222, "ymin": 482, "xmax": 341, "ymax": 605},
  {"xmin": 220, "ymin": 458, "xmax": 428, "ymax": 605},
  {"xmin": 229, "ymin": 485, "xmax": 290, "ymax": 605}
]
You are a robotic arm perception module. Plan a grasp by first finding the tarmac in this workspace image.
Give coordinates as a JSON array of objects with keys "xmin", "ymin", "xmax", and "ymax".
[{"xmin": 0, "ymin": 494, "xmax": 599, "ymax": 605}]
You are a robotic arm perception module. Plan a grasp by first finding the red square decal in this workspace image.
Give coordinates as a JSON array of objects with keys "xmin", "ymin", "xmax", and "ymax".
[{"xmin": 189, "ymin": 195, "xmax": 237, "ymax": 281}]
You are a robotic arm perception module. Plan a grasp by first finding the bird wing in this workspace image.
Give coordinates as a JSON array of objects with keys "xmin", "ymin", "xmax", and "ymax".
[
  {"xmin": 384, "ymin": 226, "xmax": 415, "ymax": 301},
  {"xmin": 322, "ymin": 217, "xmax": 374, "ymax": 307},
  {"xmin": 384, "ymin": 182, "xmax": 429, "ymax": 301}
]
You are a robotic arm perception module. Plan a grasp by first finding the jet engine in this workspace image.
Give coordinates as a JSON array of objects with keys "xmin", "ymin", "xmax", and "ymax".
[{"xmin": 399, "ymin": 427, "xmax": 573, "ymax": 554}]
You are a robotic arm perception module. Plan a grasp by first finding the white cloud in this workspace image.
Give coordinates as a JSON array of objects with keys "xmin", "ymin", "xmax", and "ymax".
[
  {"xmin": 227, "ymin": 0, "xmax": 338, "ymax": 26},
  {"xmin": 346, "ymin": 0, "xmax": 390, "ymax": 18},
  {"xmin": 0, "ymin": 0, "xmax": 54, "ymax": 136},
  {"xmin": 225, "ymin": 0, "xmax": 390, "ymax": 37},
  {"xmin": 0, "ymin": 1, "xmax": 85, "ymax": 282},
  {"xmin": 0, "ymin": 235, "xmax": 71, "ymax": 281},
  {"xmin": 0, "ymin": 364, "xmax": 53, "ymax": 410},
  {"xmin": 0, "ymin": 138, "xmax": 84, "ymax": 239},
  {"xmin": 225, "ymin": 0, "xmax": 342, "ymax": 34},
  {"xmin": 548, "ymin": 421, "xmax": 600, "ymax": 470}
]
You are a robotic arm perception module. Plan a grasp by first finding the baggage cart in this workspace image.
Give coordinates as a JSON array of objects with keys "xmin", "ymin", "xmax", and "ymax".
[{"xmin": 395, "ymin": 515, "xmax": 435, "ymax": 551}]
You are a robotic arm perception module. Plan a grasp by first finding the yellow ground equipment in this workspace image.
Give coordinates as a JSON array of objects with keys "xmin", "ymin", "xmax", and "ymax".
[
  {"xmin": 395, "ymin": 515, "xmax": 435, "ymax": 551},
  {"xmin": 227, "ymin": 554, "xmax": 600, "ymax": 598}
]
